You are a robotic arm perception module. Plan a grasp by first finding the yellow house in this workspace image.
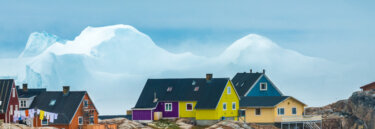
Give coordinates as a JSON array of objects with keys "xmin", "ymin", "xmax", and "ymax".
[
  {"xmin": 240, "ymin": 96, "xmax": 317, "ymax": 123},
  {"xmin": 132, "ymin": 74, "xmax": 240, "ymax": 126},
  {"xmin": 178, "ymin": 76, "xmax": 240, "ymax": 125}
]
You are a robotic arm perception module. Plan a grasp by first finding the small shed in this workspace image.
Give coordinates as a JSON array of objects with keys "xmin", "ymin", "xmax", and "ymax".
[{"xmin": 360, "ymin": 82, "xmax": 375, "ymax": 91}]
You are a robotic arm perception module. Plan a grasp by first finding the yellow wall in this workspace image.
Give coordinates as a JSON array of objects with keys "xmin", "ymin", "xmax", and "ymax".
[
  {"xmin": 244, "ymin": 108, "xmax": 275, "ymax": 123},
  {"xmin": 274, "ymin": 97, "xmax": 305, "ymax": 117},
  {"xmin": 196, "ymin": 81, "xmax": 239, "ymax": 120},
  {"xmin": 243, "ymin": 97, "xmax": 306, "ymax": 123},
  {"xmin": 178, "ymin": 101, "xmax": 197, "ymax": 118}
]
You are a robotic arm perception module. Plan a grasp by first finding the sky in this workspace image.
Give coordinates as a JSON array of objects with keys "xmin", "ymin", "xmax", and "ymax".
[{"xmin": 0, "ymin": 0, "xmax": 374, "ymax": 114}]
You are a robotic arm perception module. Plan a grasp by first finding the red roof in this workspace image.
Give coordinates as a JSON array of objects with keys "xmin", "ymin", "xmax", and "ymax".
[{"xmin": 360, "ymin": 82, "xmax": 375, "ymax": 89}]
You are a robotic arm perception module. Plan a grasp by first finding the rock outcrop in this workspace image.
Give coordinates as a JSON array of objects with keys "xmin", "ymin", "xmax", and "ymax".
[
  {"xmin": 306, "ymin": 90, "xmax": 375, "ymax": 129},
  {"xmin": 99, "ymin": 118, "xmax": 151, "ymax": 129}
]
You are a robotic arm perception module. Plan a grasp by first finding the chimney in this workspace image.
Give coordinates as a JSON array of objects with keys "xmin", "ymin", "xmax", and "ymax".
[
  {"xmin": 263, "ymin": 69, "xmax": 265, "ymax": 74},
  {"xmin": 63, "ymin": 86, "xmax": 70, "ymax": 96},
  {"xmin": 22, "ymin": 83, "xmax": 28, "ymax": 92},
  {"xmin": 250, "ymin": 69, "xmax": 252, "ymax": 73},
  {"xmin": 206, "ymin": 73, "xmax": 213, "ymax": 82}
]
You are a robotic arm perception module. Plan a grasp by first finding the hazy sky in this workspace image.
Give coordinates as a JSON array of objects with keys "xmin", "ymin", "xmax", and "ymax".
[{"xmin": 1, "ymin": 0, "xmax": 374, "ymax": 61}]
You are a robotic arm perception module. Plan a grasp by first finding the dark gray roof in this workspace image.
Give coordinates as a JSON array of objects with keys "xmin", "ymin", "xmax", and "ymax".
[
  {"xmin": 240, "ymin": 96, "xmax": 289, "ymax": 107},
  {"xmin": 30, "ymin": 91, "xmax": 86, "ymax": 124},
  {"xmin": 17, "ymin": 88, "xmax": 46, "ymax": 98},
  {"xmin": 231, "ymin": 72, "xmax": 263, "ymax": 96},
  {"xmin": 0, "ymin": 79, "xmax": 14, "ymax": 113},
  {"xmin": 134, "ymin": 78, "xmax": 230, "ymax": 109}
]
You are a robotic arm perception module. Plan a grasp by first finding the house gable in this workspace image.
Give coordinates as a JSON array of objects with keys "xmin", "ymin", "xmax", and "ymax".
[
  {"xmin": 196, "ymin": 80, "xmax": 239, "ymax": 120},
  {"xmin": 245, "ymin": 75, "xmax": 282, "ymax": 97}
]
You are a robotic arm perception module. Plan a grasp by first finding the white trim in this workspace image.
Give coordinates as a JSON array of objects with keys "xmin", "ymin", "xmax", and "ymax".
[
  {"xmin": 214, "ymin": 80, "xmax": 241, "ymax": 109},
  {"xmin": 186, "ymin": 103, "xmax": 193, "ymax": 111},
  {"xmin": 263, "ymin": 74, "xmax": 284, "ymax": 96},
  {"xmin": 260, "ymin": 82, "xmax": 267, "ymax": 91},
  {"xmin": 277, "ymin": 107, "xmax": 285, "ymax": 116},
  {"xmin": 165, "ymin": 103, "xmax": 172, "ymax": 112},
  {"xmin": 223, "ymin": 103, "xmax": 227, "ymax": 111},
  {"xmin": 69, "ymin": 92, "xmax": 85, "ymax": 124},
  {"xmin": 244, "ymin": 75, "xmax": 263, "ymax": 96},
  {"xmin": 255, "ymin": 108, "xmax": 261, "ymax": 116},
  {"xmin": 10, "ymin": 105, "xmax": 13, "ymax": 115},
  {"xmin": 292, "ymin": 107, "xmax": 297, "ymax": 115},
  {"xmin": 232, "ymin": 102, "xmax": 236, "ymax": 110},
  {"xmin": 12, "ymin": 88, "xmax": 15, "ymax": 98},
  {"xmin": 78, "ymin": 116, "xmax": 83, "ymax": 125}
]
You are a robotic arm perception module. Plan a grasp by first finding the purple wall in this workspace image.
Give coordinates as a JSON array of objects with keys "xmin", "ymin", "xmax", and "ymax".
[
  {"xmin": 132, "ymin": 110, "xmax": 153, "ymax": 120},
  {"xmin": 154, "ymin": 102, "xmax": 179, "ymax": 118}
]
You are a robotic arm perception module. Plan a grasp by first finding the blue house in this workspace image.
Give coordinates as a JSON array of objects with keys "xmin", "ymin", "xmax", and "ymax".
[{"xmin": 231, "ymin": 69, "xmax": 283, "ymax": 97}]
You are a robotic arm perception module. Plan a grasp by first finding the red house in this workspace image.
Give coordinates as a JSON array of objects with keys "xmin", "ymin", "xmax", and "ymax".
[
  {"xmin": 360, "ymin": 82, "xmax": 375, "ymax": 91},
  {"xmin": 0, "ymin": 79, "xmax": 20, "ymax": 123}
]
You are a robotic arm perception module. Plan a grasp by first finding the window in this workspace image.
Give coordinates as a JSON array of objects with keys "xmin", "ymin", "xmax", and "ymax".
[
  {"xmin": 12, "ymin": 88, "xmax": 15, "ymax": 98},
  {"xmin": 227, "ymin": 87, "xmax": 231, "ymax": 94},
  {"xmin": 186, "ymin": 103, "xmax": 193, "ymax": 111},
  {"xmin": 165, "ymin": 103, "xmax": 172, "ymax": 111},
  {"xmin": 167, "ymin": 87, "xmax": 173, "ymax": 92},
  {"xmin": 41, "ymin": 119, "xmax": 48, "ymax": 125},
  {"xmin": 49, "ymin": 100, "xmax": 56, "ymax": 106},
  {"xmin": 78, "ymin": 116, "xmax": 83, "ymax": 125},
  {"xmin": 223, "ymin": 103, "xmax": 227, "ymax": 110},
  {"xmin": 292, "ymin": 107, "xmax": 297, "ymax": 115},
  {"xmin": 89, "ymin": 116, "xmax": 94, "ymax": 124},
  {"xmin": 232, "ymin": 102, "xmax": 236, "ymax": 110},
  {"xmin": 260, "ymin": 83, "xmax": 267, "ymax": 91},
  {"xmin": 20, "ymin": 100, "xmax": 26, "ymax": 108},
  {"xmin": 84, "ymin": 100, "xmax": 89, "ymax": 108},
  {"xmin": 194, "ymin": 86, "xmax": 199, "ymax": 91},
  {"xmin": 277, "ymin": 108, "xmax": 285, "ymax": 115},
  {"xmin": 255, "ymin": 108, "xmax": 261, "ymax": 115},
  {"xmin": 10, "ymin": 105, "xmax": 13, "ymax": 115}
]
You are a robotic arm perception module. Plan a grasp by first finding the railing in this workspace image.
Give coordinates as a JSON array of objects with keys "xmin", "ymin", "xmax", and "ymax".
[{"xmin": 275, "ymin": 115, "xmax": 322, "ymax": 122}]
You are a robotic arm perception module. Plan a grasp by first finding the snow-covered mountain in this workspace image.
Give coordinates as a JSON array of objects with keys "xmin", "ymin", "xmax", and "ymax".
[{"xmin": 0, "ymin": 24, "xmax": 338, "ymax": 114}]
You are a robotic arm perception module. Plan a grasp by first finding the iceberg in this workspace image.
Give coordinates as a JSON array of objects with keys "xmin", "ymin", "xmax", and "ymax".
[{"xmin": 0, "ymin": 24, "xmax": 336, "ymax": 114}]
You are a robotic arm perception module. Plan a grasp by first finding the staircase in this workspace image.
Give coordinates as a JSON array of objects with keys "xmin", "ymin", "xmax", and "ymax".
[{"xmin": 304, "ymin": 122, "xmax": 320, "ymax": 129}]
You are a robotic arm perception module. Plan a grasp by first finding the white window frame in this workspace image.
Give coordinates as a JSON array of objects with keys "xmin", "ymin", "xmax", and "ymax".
[
  {"xmin": 277, "ymin": 108, "xmax": 285, "ymax": 116},
  {"xmin": 223, "ymin": 103, "xmax": 227, "ymax": 111},
  {"xmin": 260, "ymin": 83, "xmax": 267, "ymax": 91},
  {"xmin": 12, "ymin": 88, "xmax": 15, "ymax": 98},
  {"xmin": 165, "ymin": 103, "xmax": 172, "ymax": 112},
  {"xmin": 89, "ymin": 116, "xmax": 94, "ymax": 124},
  {"xmin": 186, "ymin": 103, "xmax": 193, "ymax": 111},
  {"xmin": 232, "ymin": 102, "xmax": 236, "ymax": 110},
  {"xmin": 41, "ymin": 118, "xmax": 48, "ymax": 125},
  {"xmin": 10, "ymin": 105, "xmax": 13, "ymax": 115},
  {"xmin": 84, "ymin": 100, "xmax": 89, "ymax": 108},
  {"xmin": 227, "ymin": 86, "xmax": 231, "ymax": 94},
  {"xmin": 255, "ymin": 108, "xmax": 261, "ymax": 116},
  {"xmin": 292, "ymin": 107, "xmax": 297, "ymax": 115},
  {"xmin": 78, "ymin": 116, "xmax": 83, "ymax": 125}
]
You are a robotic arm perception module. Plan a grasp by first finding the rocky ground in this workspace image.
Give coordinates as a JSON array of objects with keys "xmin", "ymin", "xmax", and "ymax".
[
  {"xmin": 305, "ymin": 90, "xmax": 375, "ymax": 129},
  {"xmin": 99, "ymin": 118, "xmax": 152, "ymax": 129}
]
